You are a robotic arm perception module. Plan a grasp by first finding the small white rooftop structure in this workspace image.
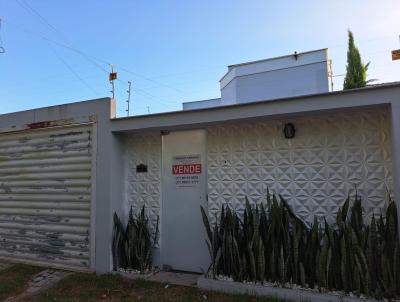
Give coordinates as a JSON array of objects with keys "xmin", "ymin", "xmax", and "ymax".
[{"xmin": 183, "ymin": 48, "xmax": 332, "ymax": 110}]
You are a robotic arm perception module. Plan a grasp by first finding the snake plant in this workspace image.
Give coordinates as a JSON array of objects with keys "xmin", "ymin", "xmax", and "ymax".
[
  {"xmin": 112, "ymin": 205, "xmax": 159, "ymax": 272},
  {"xmin": 201, "ymin": 190, "xmax": 400, "ymax": 299}
]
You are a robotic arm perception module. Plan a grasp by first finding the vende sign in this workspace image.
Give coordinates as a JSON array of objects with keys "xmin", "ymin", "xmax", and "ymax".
[
  {"xmin": 172, "ymin": 164, "xmax": 202, "ymax": 175},
  {"xmin": 172, "ymin": 155, "xmax": 202, "ymax": 187}
]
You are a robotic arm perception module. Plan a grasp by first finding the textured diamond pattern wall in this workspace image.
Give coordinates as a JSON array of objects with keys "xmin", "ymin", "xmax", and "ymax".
[
  {"xmin": 207, "ymin": 108, "xmax": 393, "ymax": 224},
  {"xmin": 124, "ymin": 133, "xmax": 161, "ymax": 242}
]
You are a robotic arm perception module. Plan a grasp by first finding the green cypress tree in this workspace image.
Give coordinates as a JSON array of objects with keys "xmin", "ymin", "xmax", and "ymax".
[{"xmin": 343, "ymin": 30, "xmax": 370, "ymax": 90}]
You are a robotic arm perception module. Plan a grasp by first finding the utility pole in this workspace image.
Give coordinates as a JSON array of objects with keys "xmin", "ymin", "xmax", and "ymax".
[
  {"xmin": 126, "ymin": 81, "xmax": 131, "ymax": 116},
  {"xmin": 109, "ymin": 65, "xmax": 117, "ymax": 99}
]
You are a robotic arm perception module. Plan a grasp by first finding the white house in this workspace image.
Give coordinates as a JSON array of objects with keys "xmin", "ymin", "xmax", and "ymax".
[
  {"xmin": 183, "ymin": 49, "xmax": 332, "ymax": 109},
  {"xmin": 0, "ymin": 49, "xmax": 399, "ymax": 274}
]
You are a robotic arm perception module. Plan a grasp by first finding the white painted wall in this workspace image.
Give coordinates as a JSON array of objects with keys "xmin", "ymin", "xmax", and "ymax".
[
  {"xmin": 123, "ymin": 132, "xmax": 162, "ymax": 248},
  {"xmin": 229, "ymin": 61, "xmax": 330, "ymax": 104},
  {"xmin": 124, "ymin": 107, "xmax": 393, "ymax": 231},
  {"xmin": 207, "ymin": 107, "xmax": 393, "ymax": 225}
]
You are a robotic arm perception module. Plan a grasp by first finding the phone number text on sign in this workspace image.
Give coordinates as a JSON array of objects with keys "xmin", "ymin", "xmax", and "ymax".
[{"xmin": 172, "ymin": 155, "xmax": 201, "ymax": 187}]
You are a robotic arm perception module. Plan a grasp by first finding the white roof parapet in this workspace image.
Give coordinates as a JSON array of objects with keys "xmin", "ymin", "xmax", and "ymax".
[
  {"xmin": 220, "ymin": 48, "xmax": 329, "ymax": 89},
  {"xmin": 182, "ymin": 98, "xmax": 222, "ymax": 111}
]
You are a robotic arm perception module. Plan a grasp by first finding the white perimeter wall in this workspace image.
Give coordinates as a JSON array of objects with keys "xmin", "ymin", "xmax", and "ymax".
[{"xmin": 123, "ymin": 107, "xmax": 393, "ymax": 229}]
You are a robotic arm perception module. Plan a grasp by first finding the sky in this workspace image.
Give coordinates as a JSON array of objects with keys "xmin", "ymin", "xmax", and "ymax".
[{"xmin": 0, "ymin": 0, "xmax": 399, "ymax": 117}]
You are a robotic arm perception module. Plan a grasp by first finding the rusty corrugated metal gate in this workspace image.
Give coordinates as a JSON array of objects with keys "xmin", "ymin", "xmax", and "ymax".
[{"xmin": 0, "ymin": 124, "xmax": 94, "ymax": 270}]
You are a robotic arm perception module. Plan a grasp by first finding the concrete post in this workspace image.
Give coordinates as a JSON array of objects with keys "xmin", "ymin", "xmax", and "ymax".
[
  {"xmin": 94, "ymin": 99, "xmax": 118, "ymax": 273},
  {"xmin": 390, "ymin": 101, "xmax": 400, "ymax": 232}
]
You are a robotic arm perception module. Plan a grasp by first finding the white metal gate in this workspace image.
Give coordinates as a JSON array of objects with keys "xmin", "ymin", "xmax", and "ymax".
[
  {"xmin": 161, "ymin": 130, "xmax": 209, "ymax": 272},
  {"xmin": 0, "ymin": 124, "xmax": 94, "ymax": 270}
]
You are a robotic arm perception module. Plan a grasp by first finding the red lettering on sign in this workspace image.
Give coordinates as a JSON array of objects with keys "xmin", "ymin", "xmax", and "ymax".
[{"xmin": 172, "ymin": 164, "xmax": 202, "ymax": 175}]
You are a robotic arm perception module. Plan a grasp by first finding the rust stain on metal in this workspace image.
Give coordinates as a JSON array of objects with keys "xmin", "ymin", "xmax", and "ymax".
[
  {"xmin": 26, "ymin": 121, "xmax": 53, "ymax": 130},
  {"xmin": 25, "ymin": 118, "xmax": 76, "ymax": 130}
]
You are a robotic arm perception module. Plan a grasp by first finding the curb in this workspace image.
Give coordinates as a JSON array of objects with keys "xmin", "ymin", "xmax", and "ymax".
[{"xmin": 197, "ymin": 277, "xmax": 382, "ymax": 302}]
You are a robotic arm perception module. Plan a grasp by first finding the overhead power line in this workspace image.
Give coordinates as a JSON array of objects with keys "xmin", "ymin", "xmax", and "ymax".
[
  {"xmin": 115, "ymin": 77, "xmax": 176, "ymax": 106},
  {"xmin": 9, "ymin": 0, "xmax": 186, "ymax": 111},
  {"xmin": 4, "ymin": 19, "xmax": 175, "ymax": 107},
  {"xmin": 6, "ymin": 1, "xmax": 400, "ymax": 112},
  {"xmin": 15, "ymin": 0, "xmax": 100, "ymax": 97},
  {"xmin": 14, "ymin": 0, "xmax": 102, "ymax": 96},
  {"xmin": 12, "ymin": 0, "xmax": 186, "ymax": 96},
  {"xmin": 15, "ymin": 0, "xmax": 70, "ymax": 43},
  {"xmin": 6, "ymin": 19, "xmax": 109, "ymax": 74},
  {"xmin": 50, "ymin": 46, "xmax": 100, "ymax": 96},
  {"xmin": 12, "ymin": 3, "xmax": 397, "ymax": 84},
  {"xmin": 118, "ymin": 66, "xmax": 185, "ymax": 95}
]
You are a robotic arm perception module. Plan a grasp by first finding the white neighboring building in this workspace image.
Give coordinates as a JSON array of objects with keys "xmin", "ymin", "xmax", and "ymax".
[{"xmin": 183, "ymin": 48, "xmax": 332, "ymax": 110}]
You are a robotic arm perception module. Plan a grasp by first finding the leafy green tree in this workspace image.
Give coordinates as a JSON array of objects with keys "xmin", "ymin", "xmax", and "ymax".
[{"xmin": 343, "ymin": 30, "xmax": 370, "ymax": 90}]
